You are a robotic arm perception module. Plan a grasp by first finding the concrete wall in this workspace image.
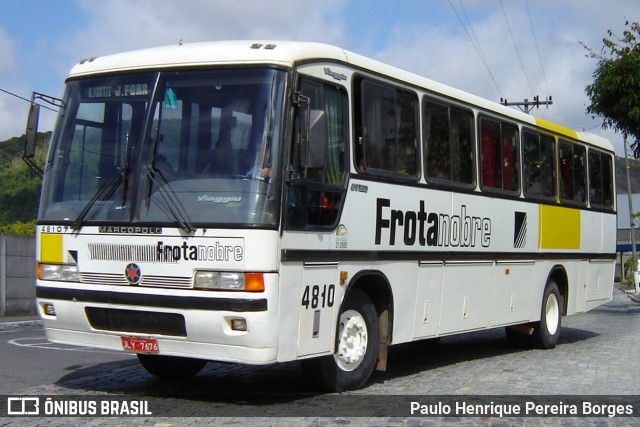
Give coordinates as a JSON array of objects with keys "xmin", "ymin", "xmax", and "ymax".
[{"xmin": 0, "ymin": 235, "xmax": 36, "ymax": 316}]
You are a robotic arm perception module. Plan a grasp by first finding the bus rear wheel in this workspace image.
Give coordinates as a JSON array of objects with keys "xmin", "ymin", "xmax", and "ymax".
[
  {"xmin": 137, "ymin": 354, "xmax": 206, "ymax": 380},
  {"xmin": 302, "ymin": 288, "xmax": 379, "ymax": 392},
  {"xmin": 530, "ymin": 280, "xmax": 562, "ymax": 349}
]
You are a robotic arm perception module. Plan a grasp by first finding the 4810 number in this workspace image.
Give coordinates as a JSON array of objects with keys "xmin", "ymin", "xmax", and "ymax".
[{"xmin": 301, "ymin": 284, "xmax": 335, "ymax": 309}]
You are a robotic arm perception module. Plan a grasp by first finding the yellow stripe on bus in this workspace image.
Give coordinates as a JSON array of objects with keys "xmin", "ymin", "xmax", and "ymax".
[
  {"xmin": 534, "ymin": 117, "xmax": 578, "ymax": 140},
  {"xmin": 538, "ymin": 205, "xmax": 580, "ymax": 250},
  {"xmin": 40, "ymin": 233, "xmax": 63, "ymax": 263}
]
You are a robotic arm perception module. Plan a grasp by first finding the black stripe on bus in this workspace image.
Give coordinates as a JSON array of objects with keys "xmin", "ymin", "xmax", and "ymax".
[
  {"xmin": 281, "ymin": 249, "xmax": 616, "ymax": 263},
  {"xmin": 36, "ymin": 286, "xmax": 268, "ymax": 312}
]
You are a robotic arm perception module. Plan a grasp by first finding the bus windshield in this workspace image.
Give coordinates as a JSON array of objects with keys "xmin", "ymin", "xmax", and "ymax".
[{"xmin": 39, "ymin": 68, "xmax": 286, "ymax": 229}]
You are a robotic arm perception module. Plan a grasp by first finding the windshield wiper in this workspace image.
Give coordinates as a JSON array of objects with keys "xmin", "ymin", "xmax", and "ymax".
[
  {"xmin": 144, "ymin": 165, "xmax": 195, "ymax": 233},
  {"xmin": 72, "ymin": 170, "xmax": 124, "ymax": 230},
  {"xmin": 73, "ymin": 129, "xmax": 135, "ymax": 231}
]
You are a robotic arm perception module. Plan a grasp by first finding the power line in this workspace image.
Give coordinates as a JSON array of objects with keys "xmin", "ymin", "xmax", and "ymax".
[
  {"xmin": 0, "ymin": 87, "xmax": 31, "ymax": 104},
  {"xmin": 0, "ymin": 87, "xmax": 57, "ymax": 112},
  {"xmin": 448, "ymin": 0, "xmax": 504, "ymax": 99},
  {"xmin": 499, "ymin": 0, "xmax": 535, "ymax": 95},
  {"xmin": 524, "ymin": 0, "xmax": 551, "ymax": 96}
]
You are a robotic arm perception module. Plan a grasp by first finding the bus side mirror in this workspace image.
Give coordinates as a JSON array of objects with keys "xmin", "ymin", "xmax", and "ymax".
[
  {"xmin": 24, "ymin": 103, "xmax": 40, "ymax": 158},
  {"xmin": 305, "ymin": 109, "xmax": 326, "ymax": 169}
]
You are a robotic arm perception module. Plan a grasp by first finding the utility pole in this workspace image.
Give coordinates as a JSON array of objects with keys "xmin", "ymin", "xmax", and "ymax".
[{"xmin": 500, "ymin": 95, "xmax": 553, "ymax": 114}]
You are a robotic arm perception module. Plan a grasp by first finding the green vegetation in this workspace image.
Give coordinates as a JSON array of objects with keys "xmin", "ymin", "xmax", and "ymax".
[
  {"xmin": 0, "ymin": 132, "xmax": 50, "ymax": 236},
  {"xmin": 584, "ymin": 20, "xmax": 640, "ymax": 156}
]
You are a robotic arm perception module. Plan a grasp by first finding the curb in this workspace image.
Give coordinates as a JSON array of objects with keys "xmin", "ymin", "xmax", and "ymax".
[
  {"xmin": 615, "ymin": 283, "xmax": 640, "ymax": 304},
  {"xmin": 628, "ymin": 292, "xmax": 640, "ymax": 304},
  {"xmin": 0, "ymin": 319, "xmax": 42, "ymax": 331}
]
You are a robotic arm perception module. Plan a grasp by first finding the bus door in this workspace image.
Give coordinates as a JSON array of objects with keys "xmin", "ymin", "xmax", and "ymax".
[
  {"xmin": 298, "ymin": 262, "xmax": 339, "ymax": 356},
  {"xmin": 284, "ymin": 72, "xmax": 349, "ymax": 356}
]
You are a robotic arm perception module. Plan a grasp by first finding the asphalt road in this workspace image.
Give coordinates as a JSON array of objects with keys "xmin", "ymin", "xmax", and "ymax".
[{"xmin": 0, "ymin": 325, "xmax": 136, "ymax": 395}]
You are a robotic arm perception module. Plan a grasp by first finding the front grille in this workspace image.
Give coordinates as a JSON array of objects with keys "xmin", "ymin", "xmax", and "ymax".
[
  {"xmin": 80, "ymin": 272, "xmax": 193, "ymax": 288},
  {"xmin": 81, "ymin": 272, "xmax": 127, "ymax": 286},
  {"xmin": 141, "ymin": 275, "xmax": 192, "ymax": 288},
  {"xmin": 88, "ymin": 243, "xmax": 170, "ymax": 263},
  {"xmin": 85, "ymin": 307, "xmax": 187, "ymax": 337}
]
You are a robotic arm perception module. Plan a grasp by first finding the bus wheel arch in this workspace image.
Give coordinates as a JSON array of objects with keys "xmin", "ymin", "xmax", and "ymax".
[
  {"xmin": 303, "ymin": 270, "xmax": 393, "ymax": 391},
  {"xmin": 506, "ymin": 266, "xmax": 567, "ymax": 349},
  {"xmin": 346, "ymin": 270, "xmax": 394, "ymax": 371}
]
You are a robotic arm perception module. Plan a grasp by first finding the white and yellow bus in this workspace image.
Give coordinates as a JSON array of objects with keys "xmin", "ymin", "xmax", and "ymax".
[{"xmin": 29, "ymin": 41, "xmax": 615, "ymax": 391}]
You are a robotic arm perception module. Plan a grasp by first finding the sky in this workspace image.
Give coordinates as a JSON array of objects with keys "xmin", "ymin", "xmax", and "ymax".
[{"xmin": 0, "ymin": 0, "xmax": 637, "ymax": 155}]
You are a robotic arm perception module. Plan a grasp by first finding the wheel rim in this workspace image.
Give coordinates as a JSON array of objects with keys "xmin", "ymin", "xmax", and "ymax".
[
  {"xmin": 545, "ymin": 293, "xmax": 560, "ymax": 335},
  {"xmin": 334, "ymin": 309, "xmax": 368, "ymax": 371}
]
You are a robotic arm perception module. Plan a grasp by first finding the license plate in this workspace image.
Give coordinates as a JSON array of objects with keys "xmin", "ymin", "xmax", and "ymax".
[{"xmin": 121, "ymin": 336, "xmax": 159, "ymax": 353}]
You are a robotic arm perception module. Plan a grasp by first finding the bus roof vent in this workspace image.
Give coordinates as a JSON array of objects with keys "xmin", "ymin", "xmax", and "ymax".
[{"xmin": 250, "ymin": 43, "xmax": 277, "ymax": 50}]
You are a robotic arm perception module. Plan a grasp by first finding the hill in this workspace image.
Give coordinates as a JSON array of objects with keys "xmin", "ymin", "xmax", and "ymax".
[
  {"xmin": 615, "ymin": 156, "xmax": 640, "ymax": 194},
  {"xmin": 0, "ymin": 135, "xmax": 28, "ymax": 169},
  {"xmin": 0, "ymin": 132, "xmax": 50, "ymax": 226}
]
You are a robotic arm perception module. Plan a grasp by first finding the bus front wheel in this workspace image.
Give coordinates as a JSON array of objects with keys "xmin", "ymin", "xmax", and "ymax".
[
  {"xmin": 530, "ymin": 280, "xmax": 562, "ymax": 349},
  {"xmin": 302, "ymin": 288, "xmax": 379, "ymax": 392},
  {"xmin": 137, "ymin": 354, "xmax": 206, "ymax": 380}
]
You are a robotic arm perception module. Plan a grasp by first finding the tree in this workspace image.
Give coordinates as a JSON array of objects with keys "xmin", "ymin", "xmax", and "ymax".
[{"xmin": 584, "ymin": 20, "xmax": 640, "ymax": 157}]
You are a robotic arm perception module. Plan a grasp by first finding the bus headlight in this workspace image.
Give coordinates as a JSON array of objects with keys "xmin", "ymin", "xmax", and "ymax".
[
  {"xmin": 194, "ymin": 271, "xmax": 264, "ymax": 292},
  {"xmin": 38, "ymin": 263, "xmax": 80, "ymax": 282}
]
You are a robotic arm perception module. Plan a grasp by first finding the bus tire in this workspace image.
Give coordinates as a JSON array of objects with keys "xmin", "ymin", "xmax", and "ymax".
[
  {"xmin": 303, "ymin": 288, "xmax": 379, "ymax": 392},
  {"xmin": 530, "ymin": 280, "xmax": 562, "ymax": 349},
  {"xmin": 137, "ymin": 354, "xmax": 206, "ymax": 380}
]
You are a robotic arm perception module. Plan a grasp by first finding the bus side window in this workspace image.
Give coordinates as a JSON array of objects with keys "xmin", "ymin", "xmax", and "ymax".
[
  {"xmin": 588, "ymin": 150, "xmax": 614, "ymax": 209},
  {"xmin": 424, "ymin": 100, "xmax": 450, "ymax": 180},
  {"xmin": 423, "ymin": 98, "xmax": 474, "ymax": 186},
  {"xmin": 480, "ymin": 118, "xmax": 501, "ymax": 189},
  {"xmin": 450, "ymin": 108, "xmax": 474, "ymax": 184},
  {"xmin": 501, "ymin": 123, "xmax": 519, "ymax": 192},
  {"xmin": 539, "ymin": 135, "xmax": 555, "ymax": 197},
  {"xmin": 358, "ymin": 79, "xmax": 418, "ymax": 178},
  {"xmin": 559, "ymin": 141, "xmax": 586, "ymax": 205},
  {"xmin": 480, "ymin": 118, "xmax": 519, "ymax": 193},
  {"xmin": 523, "ymin": 131, "xmax": 556, "ymax": 200}
]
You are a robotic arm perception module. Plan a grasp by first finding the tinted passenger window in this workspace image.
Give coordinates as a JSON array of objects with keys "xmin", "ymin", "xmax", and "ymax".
[
  {"xmin": 588, "ymin": 150, "xmax": 614, "ymax": 209},
  {"xmin": 355, "ymin": 79, "xmax": 418, "ymax": 177},
  {"xmin": 559, "ymin": 141, "xmax": 587, "ymax": 205},
  {"xmin": 479, "ymin": 118, "xmax": 519, "ymax": 192},
  {"xmin": 523, "ymin": 131, "xmax": 556, "ymax": 200},
  {"xmin": 423, "ymin": 99, "xmax": 474, "ymax": 185}
]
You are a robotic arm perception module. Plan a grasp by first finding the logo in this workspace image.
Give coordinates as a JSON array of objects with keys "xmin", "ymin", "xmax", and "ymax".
[
  {"xmin": 5, "ymin": 396, "xmax": 153, "ymax": 416},
  {"xmin": 124, "ymin": 263, "xmax": 141, "ymax": 285},
  {"xmin": 99, "ymin": 226, "xmax": 162, "ymax": 235},
  {"xmin": 7, "ymin": 397, "xmax": 39, "ymax": 415},
  {"xmin": 335, "ymin": 224, "xmax": 348, "ymax": 249},
  {"xmin": 350, "ymin": 183, "xmax": 368, "ymax": 193},
  {"xmin": 513, "ymin": 211, "xmax": 527, "ymax": 248},
  {"xmin": 197, "ymin": 195, "xmax": 242, "ymax": 203},
  {"xmin": 375, "ymin": 199, "xmax": 491, "ymax": 248},
  {"xmin": 324, "ymin": 67, "xmax": 347, "ymax": 81}
]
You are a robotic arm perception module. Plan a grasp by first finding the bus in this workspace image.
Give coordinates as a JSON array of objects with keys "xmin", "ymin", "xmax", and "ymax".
[{"xmin": 27, "ymin": 40, "xmax": 616, "ymax": 392}]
